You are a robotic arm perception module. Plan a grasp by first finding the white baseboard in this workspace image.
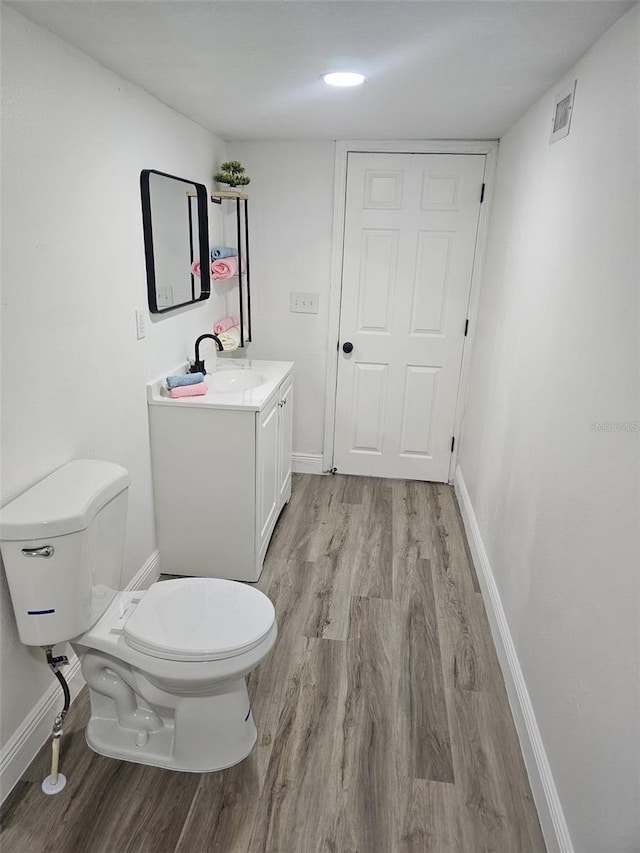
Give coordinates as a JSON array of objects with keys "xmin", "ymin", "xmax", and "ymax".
[
  {"xmin": 292, "ymin": 453, "xmax": 325, "ymax": 475},
  {"xmin": 454, "ymin": 467, "xmax": 574, "ymax": 853},
  {"xmin": 0, "ymin": 549, "xmax": 161, "ymax": 805}
]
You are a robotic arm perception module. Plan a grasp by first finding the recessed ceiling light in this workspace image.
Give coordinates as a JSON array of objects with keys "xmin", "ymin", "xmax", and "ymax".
[{"xmin": 322, "ymin": 71, "xmax": 366, "ymax": 88}]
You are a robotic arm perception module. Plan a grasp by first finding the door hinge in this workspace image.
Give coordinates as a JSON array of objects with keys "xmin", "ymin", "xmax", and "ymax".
[
  {"xmin": 480, "ymin": 183, "xmax": 486, "ymax": 203},
  {"xmin": 451, "ymin": 436, "xmax": 455, "ymax": 452},
  {"xmin": 464, "ymin": 318, "xmax": 469, "ymax": 336}
]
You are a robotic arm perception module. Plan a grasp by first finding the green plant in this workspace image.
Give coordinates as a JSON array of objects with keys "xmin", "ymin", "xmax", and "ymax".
[{"xmin": 213, "ymin": 160, "xmax": 250, "ymax": 188}]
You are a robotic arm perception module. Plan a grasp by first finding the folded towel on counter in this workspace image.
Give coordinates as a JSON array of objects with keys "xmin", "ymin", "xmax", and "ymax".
[
  {"xmin": 166, "ymin": 372, "xmax": 204, "ymax": 390},
  {"xmin": 168, "ymin": 382, "xmax": 208, "ymax": 399},
  {"xmin": 211, "ymin": 256, "xmax": 246, "ymax": 281},
  {"xmin": 191, "ymin": 260, "xmax": 201, "ymax": 278},
  {"xmin": 213, "ymin": 315, "xmax": 240, "ymax": 334},
  {"xmin": 210, "ymin": 246, "xmax": 238, "ymax": 261}
]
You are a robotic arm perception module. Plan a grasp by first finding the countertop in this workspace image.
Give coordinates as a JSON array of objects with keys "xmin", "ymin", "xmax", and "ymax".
[{"xmin": 147, "ymin": 359, "xmax": 294, "ymax": 412}]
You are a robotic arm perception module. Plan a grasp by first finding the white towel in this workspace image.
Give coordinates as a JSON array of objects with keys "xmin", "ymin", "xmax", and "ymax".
[{"xmin": 218, "ymin": 326, "xmax": 248, "ymax": 351}]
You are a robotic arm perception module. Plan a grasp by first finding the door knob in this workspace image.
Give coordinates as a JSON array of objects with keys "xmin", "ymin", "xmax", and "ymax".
[{"xmin": 342, "ymin": 341, "xmax": 353, "ymax": 354}]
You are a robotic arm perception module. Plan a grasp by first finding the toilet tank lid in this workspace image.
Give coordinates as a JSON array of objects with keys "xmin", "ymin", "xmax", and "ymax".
[{"xmin": 0, "ymin": 460, "xmax": 130, "ymax": 541}]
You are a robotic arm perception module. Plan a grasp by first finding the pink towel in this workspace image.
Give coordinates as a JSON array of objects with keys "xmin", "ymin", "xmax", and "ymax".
[
  {"xmin": 211, "ymin": 257, "xmax": 246, "ymax": 281},
  {"xmin": 191, "ymin": 260, "xmax": 201, "ymax": 278},
  {"xmin": 169, "ymin": 382, "xmax": 208, "ymax": 399},
  {"xmin": 213, "ymin": 315, "xmax": 240, "ymax": 334}
]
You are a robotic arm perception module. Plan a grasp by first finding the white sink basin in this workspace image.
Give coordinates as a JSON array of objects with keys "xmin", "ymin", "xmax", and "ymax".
[
  {"xmin": 149, "ymin": 360, "xmax": 293, "ymax": 411},
  {"xmin": 208, "ymin": 369, "xmax": 265, "ymax": 392}
]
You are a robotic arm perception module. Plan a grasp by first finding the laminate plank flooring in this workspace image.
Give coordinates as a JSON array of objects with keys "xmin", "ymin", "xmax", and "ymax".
[
  {"xmin": 1, "ymin": 474, "xmax": 546, "ymax": 853},
  {"xmin": 396, "ymin": 557, "xmax": 454, "ymax": 783}
]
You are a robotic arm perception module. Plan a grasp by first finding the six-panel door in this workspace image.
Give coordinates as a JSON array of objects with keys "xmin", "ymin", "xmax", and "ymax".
[{"xmin": 333, "ymin": 152, "xmax": 485, "ymax": 481}]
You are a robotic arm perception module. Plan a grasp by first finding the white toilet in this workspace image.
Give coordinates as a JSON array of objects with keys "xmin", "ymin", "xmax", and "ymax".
[{"xmin": 0, "ymin": 459, "xmax": 277, "ymax": 772}]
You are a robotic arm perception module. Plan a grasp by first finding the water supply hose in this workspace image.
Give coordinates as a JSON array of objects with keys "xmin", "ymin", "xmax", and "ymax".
[
  {"xmin": 46, "ymin": 648, "xmax": 71, "ymax": 716},
  {"xmin": 41, "ymin": 647, "xmax": 70, "ymax": 795}
]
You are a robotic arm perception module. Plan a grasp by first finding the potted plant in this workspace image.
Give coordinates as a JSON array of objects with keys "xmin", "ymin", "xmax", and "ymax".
[{"xmin": 213, "ymin": 161, "xmax": 250, "ymax": 191}]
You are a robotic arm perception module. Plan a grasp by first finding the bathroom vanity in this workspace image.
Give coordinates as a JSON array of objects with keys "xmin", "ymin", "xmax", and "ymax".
[{"xmin": 147, "ymin": 360, "xmax": 293, "ymax": 581}]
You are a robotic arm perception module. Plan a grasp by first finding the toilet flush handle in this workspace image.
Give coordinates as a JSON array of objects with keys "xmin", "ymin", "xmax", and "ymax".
[{"xmin": 22, "ymin": 545, "xmax": 55, "ymax": 558}]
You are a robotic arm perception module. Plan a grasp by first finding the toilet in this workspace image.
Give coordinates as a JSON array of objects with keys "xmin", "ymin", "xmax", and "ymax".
[{"xmin": 0, "ymin": 459, "xmax": 277, "ymax": 772}]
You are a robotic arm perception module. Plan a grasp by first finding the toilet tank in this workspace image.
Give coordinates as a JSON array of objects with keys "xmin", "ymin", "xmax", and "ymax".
[{"xmin": 0, "ymin": 460, "xmax": 130, "ymax": 647}]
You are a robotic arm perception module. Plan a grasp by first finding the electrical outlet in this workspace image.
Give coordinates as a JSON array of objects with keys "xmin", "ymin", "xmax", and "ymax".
[
  {"xmin": 290, "ymin": 291, "xmax": 319, "ymax": 314},
  {"xmin": 156, "ymin": 286, "xmax": 173, "ymax": 308},
  {"xmin": 135, "ymin": 310, "xmax": 146, "ymax": 340}
]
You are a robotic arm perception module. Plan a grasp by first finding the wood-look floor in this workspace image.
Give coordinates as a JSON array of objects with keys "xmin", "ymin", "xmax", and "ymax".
[{"xmin": 1, "ymin": 474, "xmax": 546, "ymax": 853}]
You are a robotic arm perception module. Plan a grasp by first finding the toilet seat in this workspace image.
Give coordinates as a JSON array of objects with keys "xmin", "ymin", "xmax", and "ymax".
[{"xmin": 123, "ymin": 577, "xmax": 275, "ymax": 662}]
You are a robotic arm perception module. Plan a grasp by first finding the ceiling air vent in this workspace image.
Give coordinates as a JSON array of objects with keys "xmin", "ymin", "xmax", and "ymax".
[{"xmin": 550, "ymin": 79, "xmax": 577, "ymax": 144}]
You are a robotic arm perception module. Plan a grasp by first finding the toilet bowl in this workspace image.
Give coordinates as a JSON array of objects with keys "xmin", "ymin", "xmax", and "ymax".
[
  {"xmin": 74, "ymin": 578, "xmax": 276, "ymax": 772},
  {"xmin": 0, "ymin": 459, "xmax": 277, "ymax": 773}
]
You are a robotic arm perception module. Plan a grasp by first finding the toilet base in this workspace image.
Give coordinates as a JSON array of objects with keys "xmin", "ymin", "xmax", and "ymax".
[
  {"xmin": 85, "ymin": 717, "xmax": 257, "ymax": 773},
  {"xmin": 84, "ymin": 671, "xmax": 258, "ymax": 772}
]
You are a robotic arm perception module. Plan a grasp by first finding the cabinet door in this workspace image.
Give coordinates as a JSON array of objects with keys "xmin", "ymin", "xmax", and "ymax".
[
  {"xmin": 278, "ymin": 376, "xmax": 294, "ymax": 506},
  {"xmin": 256, "ymin": 395, "xmax": 279, "ymax": 550}
]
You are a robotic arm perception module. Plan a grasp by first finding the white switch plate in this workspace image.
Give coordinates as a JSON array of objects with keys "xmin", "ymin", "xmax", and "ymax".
[
  {"xmin": 135, "ymin": 310, "xmax": 146, "ymax": 340},
  {"xmin": 290, "ymin": 291, "xmax": 319, "ymax": 314}
]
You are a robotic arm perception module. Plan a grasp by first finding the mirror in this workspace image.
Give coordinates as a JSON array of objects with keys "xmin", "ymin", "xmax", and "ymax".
[{"xmin": 140, "ymin": 169, "xmax": 210, "ymax": 313}]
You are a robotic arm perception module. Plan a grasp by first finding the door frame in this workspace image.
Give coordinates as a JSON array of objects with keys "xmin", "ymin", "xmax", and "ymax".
[{"xmin": 322, "ymin": 139, "xmax": 499, "ymax": 483}]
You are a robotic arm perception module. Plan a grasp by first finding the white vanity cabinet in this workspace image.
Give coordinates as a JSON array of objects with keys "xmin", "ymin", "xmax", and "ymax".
[
  {"xmin": 256, "ymin": 374, "xmax": 293, "ymax": 561},
  {"xmin": 147, "ymin": 361, "xmax": 293, "ymax": 582}
]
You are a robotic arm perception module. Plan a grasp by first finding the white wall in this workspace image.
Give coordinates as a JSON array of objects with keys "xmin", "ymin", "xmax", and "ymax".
[
  {"xmin": 458, "ymin": 7, "xmax": 639, "ymax": 852},
  {"xmin": 0, "ymin": 5, "xmax": 227, "ymax": 790},
  {"xmin": 227, "ymin": 142, "xmax": 335, "ymax": 458}
]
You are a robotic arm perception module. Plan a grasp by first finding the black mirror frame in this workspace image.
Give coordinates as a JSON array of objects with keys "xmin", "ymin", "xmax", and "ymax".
[{"xmin": 140, "ymin": 169, "xmax": 211, "ymax": 314}]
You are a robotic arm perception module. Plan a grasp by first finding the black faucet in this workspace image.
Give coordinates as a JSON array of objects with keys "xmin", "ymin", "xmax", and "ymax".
[{"xmin": 190, "ymin": 333, "xmax": 223, "ymax": 375}]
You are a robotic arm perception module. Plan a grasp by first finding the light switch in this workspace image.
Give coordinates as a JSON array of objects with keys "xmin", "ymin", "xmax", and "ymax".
[{"xmin": 290, "ymin": 291, "xmax": 319, "ymax": 314}]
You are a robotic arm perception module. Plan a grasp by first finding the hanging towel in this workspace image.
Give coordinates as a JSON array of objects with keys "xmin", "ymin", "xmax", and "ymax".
[
  {"xmin": 213, "ymin": 316, "xmax": 240, "ymax": 335},
  {"xmin": 211, "ymin": 257, "xmax": 246, "ymax": 281},
  {"xmin": 166, "ymin": 372, "xmax": 204, "ymax": 391},
  {"xmin": 168, "ymin": 382, "xmax": 208, "ymax": 399},
  {"xmin": 191, "ymin": 260, "xmax": 201, "ymax": 278},
  {"xmin": 210, "ymin": 246, "xmax": 238, "ymax": 261}
]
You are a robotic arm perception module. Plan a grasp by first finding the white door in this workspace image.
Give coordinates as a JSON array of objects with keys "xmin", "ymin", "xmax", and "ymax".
[{"xmin": 333, "ymin": 152, "xmax": 485, "ymax": 482}]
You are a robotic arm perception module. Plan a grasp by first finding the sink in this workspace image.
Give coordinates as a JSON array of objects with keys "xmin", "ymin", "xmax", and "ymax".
[
  {"xmin": 208, "ymin": 369, "xmax": 265, "ymax": 392},
  {"xmin": 149, "ymin": 359, "xmax": 293, "ymax": 412}
]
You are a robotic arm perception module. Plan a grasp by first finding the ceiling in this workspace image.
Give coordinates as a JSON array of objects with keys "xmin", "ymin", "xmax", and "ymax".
[{"xmin": 8, "ymin": 0, "xmax": 633, "ymax": 141}]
